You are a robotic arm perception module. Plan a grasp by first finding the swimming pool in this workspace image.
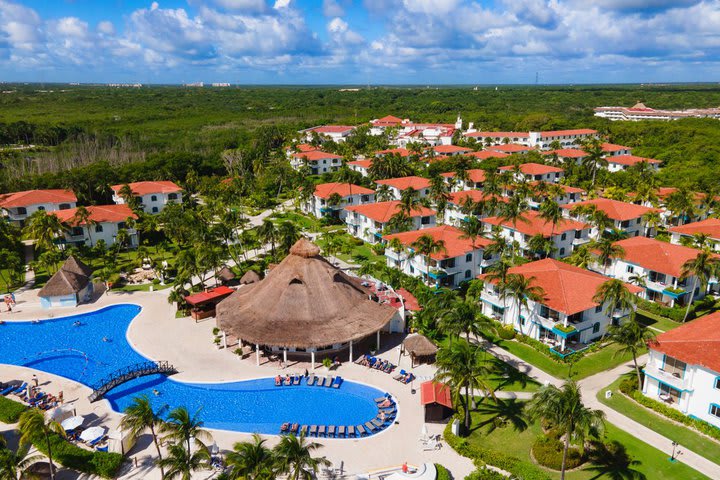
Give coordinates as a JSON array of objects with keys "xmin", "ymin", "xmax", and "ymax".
[{"xmin": 0, "ymin": 304, "xmax": 391, "ymax": 436}]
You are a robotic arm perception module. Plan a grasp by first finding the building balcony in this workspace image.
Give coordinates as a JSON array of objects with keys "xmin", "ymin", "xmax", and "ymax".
[
  {"xmin": 643, "ymin": 365, "xmax": 694, "ymax": 392},
  {"xmin": 427, "ymin": 268, "xmax": 448, "ymax": 279},
  {"xmin": 572, "ymin": 236, "xmax": 591, "ymax": 246}
]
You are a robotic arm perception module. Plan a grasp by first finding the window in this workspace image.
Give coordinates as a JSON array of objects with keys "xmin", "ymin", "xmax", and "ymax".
[
  {"xmin": 559, "ymin": 248, "xmax": 565, "ymax": 256},
  {"xmin": 37, "ymin": 206, "xmax": 45, "ymax": 211},
  {"xmin": 592, "ymin": 322, "xmax": 601, "ymax": 334},
  {"xmin": 715, "ymin": 377, "xmax": 720, "ymax": 390},
  {"xmin": 95, "ymin": 225, "xmax": 103, "ymax": 233},
  {"xmin": 16, "ymin": 207, "xmax": 27, "ymax": 215},
  {"xmin": 621, "ymin": 220, "xmax": 630, "ymax": 228},
  {"xmin": 151, "ymin": 195, "xmax": 158, "ymax": 202},
  {"xmin": 561, "ymin": 233, "xmax": 567, "ymax": 240},
  {"xmin": 168, "ymin": 193, "xmax": 178, "ymax": 200},
  {"xmin": 71, "ymin": 227, "xmax": 83, "ymax": 237},
  {"xmin": 711, "ymin": 404, "xmax": 720, "ymax": 419},
  {"xmin": 595, "ymin": 305, "xmax": 603, "ymax": 313},
  {"xmin": 361, "ymin": 195, "xmax": 370, "ymax": 202},
  {"xmin": 659, "ymin": 383, "xmax": 681, "ymax": 403},
  {"xmin": 409, "ymin": 265, "xmax": 414, "ymax": 274},
  {"xmin": 626, "ymin": 265, "xmax": 634, "ymax": 273},
  {"xmin": 118, "ymin": 222, "xmax": 126, "ymax": 229},
  {"xmin": 466, "ymin": 253, "xmax": 472, "ymax": 262},
  {"xmin": 347, "ymin": 197, "xmax": 354, "ymax": 204},
  {"xmin": 637, "ymin": 218, "xmax": 642, "ymax": 225},
  {"xmin": 663, "ymin": 356, "xmax": 687, "ymax": 378},
  {"xmin": 59, "ymin": 203, "xmax": 71, "ymax": 210},
  {"xmin": 152, "ymin": 207, "xmax": 159, "ymax": 213},
  {"xmin": 421, "ymin": 216, "xmax": 431, "ymax": 225},
  {"xmin": 465, "ymin": 270, "xmax": 471, "ymax": 279}
]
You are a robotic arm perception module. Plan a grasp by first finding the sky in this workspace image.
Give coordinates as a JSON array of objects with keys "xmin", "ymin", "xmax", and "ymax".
[{"xmin": 1, "ymin": 0, "xmax": 719, "ymax": 84}]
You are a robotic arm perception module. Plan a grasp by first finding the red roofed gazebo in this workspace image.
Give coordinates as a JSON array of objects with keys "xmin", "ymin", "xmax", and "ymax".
[
  {"xmin": 420, "ymin": 381, "xmax": 453, "ymax": 422},
  {"xmin": 184, "ymin": 286, "xmax": 235, "ymax": 321}
]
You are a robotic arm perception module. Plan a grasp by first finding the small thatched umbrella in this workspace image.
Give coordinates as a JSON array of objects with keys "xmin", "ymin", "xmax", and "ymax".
[
  {"xmin": 217, "ymin": 266, "xmax": 236, "ymax": 285},
  {"xmin": 239, "ymin": 269, "xmax": 261, "ymax": 285},
  {"xmin": 402, "ymin": 334, "xmax": 438, "ymax": 367}
]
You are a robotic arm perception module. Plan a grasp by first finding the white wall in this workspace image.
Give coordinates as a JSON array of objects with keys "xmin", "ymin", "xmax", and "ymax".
[
  {"xmin": 3, "ymin": 201, "xmax": 76, "ymax": 226},
  {"xmin": 303, "ymin": 192, "xmax": 375, "ymax": 220},
  {"xmin": 112, "ymin": 192, "xmax": 181, "ymax": 214},
  {"xmin": 385, "ymin": 247, "xmax": 496, "ymax": 288},
  {"xmin": 346, "ymin": 212, "xmax": 436, "ymax": 243},
  {"xmin": 63, "ymin": 221, "xmax": 139, "ymax": 248}
]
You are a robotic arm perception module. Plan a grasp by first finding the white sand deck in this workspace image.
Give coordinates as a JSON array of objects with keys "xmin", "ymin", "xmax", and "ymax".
[{"xmin": 0, "ymin": 287, "xmax": 475, "ymax": 479}]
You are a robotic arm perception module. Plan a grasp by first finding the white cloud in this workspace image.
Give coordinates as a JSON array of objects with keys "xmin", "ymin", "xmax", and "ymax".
[
  {"xmin": 402, "ymin": 0, "xmax": 460, "ymax": 15},
  {"xmin": 323, "ymin": 0, "xmax": 345, "ymax": 17},
  {"xmin": 97, "ymin": 21, "xmax": 115, "ymax": 35}
]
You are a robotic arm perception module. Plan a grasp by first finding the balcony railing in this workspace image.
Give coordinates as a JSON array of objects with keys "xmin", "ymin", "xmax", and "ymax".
[{"xmin": 643, "ymin": 365, "xmax": 693, "ymax": 392}]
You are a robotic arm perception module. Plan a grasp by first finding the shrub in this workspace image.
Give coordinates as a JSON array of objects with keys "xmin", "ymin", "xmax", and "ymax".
[
  {"xmin": 497, "ymin": 325, "xmax": 516, "ymax": 340},
  {"xmin": 0, "ymin": 396, "xmax": 27, "ymax": 423},
  {"xmin": 637, "ymin": 300, "xmax": 687, "ymax": 322},
  {"xmin": 29, "ymin": 431, "xmax": 124, "ymax": 478},
  {"xmin": 435, "ymin": 463, "xmax": 453, "ymax": 480},
  {"xmin": 465, "ymin": 468, "xmax": 509, "ymax": 480},
  {"xmin": 531, "ymin": 435, "xmax": 584, "ymax": 470}
]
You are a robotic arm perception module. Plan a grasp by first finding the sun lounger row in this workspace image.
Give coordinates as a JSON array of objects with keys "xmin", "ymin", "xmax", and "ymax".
[
  {"xmin": 393, "ymin": 369, "xmax": 415, "ymax": 384},
  {"xmin": 355, "ymin": 355, "xmax": 396, "ymax": 373},
  {"xmin": 279, "ymin": 410, "xmax": 396, "ymax": 438},
  {"xmin": 0, "ymin": 382, "xmax": 26, "ymax": 396},
  {"xmin": 275, "ymin": 374, "xmax": 343, "ymax": 388}
]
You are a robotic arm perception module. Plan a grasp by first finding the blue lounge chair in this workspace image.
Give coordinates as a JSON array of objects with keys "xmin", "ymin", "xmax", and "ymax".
[
  {"xmin": 316, "ymin": 377, "xmax": 326, "ymax": 387},
  {"xmin": 331, "ymin": 377, "xmax": 343, "ymax": 388},
  {"xmin": 12, "ymin": 383, "xmax": 27, "ymax": 397},
  {"xmin": 357, "ymin": 424, "xmax": 368, "ymax": 436},
  {"xmin": 292, "ymin": 375, "xmax": 301, "ymax": 386},
  {"xmin": 393, "ymin": 370, "xmax": 406, "ymax": 381},
  {"xmin": 327, "ymin": 425, "xmax": 336, "ymax": 437},
  {"xmin": 309, "ymin": 425, "xmax": 318, "ymax": 436},
  {"xmin": 337, "ymin": 425, "xmax": 346, "ymax": 438},
  {"xmin": 0, "ymin": 384, "xmax": 16, "ymax": 396},
  {"xmin": 318, "ymin": 425, "xmax": 326, "ymax": 437},
  {"xmin": 325, "ymin": 376, "xmax": 333, "ymax": 387},
  {"xmin": 306, "ymin": 374, "xmax": 316, "ymax": 386},
  {"xmin": 347, "ymin": 425, "xmax": 355, "ymax": 437}
]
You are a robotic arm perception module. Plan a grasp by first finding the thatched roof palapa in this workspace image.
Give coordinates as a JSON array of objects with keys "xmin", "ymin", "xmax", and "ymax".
[
  {"xmin": 38, "ymin": 256, "xmax": 92, "ymax": 298},
  {"xmin": 217, "ymin": 266, "xmax": 236, "ymax": 282},
  {"xmin": 402, "ymin": 334, "xmax": 438, "ymax": 357},
  {"xmin": 216, "ymin": 238, "xmax": 396, "ymax": 349},
  {"xmin": 239, "ymin": 270, "xmax": 260, "ymax": 284}
]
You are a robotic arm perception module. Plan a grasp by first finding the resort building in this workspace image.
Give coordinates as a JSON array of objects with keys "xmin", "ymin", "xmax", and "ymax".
[
  {"xmin": 487, "ymin": 144, "xmax": 533, "ymax": 154},
  {"xmin": 463, "ymin": 129, "xmax": 597, "ymax": 149},
  {"xmin": 441, "ymin": 169, "xmax": 486, "ymax": 191},
  {"xmin": 463, "ymin": 131, "xmax": 529, "ymax": 145},
  {"xmin": 602, "ymin": 143, "xmax": 633, "ymax": 156},
  {"xmin": 515, "ymin": 182, "xmax": 584, "ymax": 210},
  {"xmin": 642, "ymin": 311, "xmax": 720, "ymax": 428},
  {"xmin": 383, "ymin": 225, "xmax": 496, "ymax": 288},
  {"xmin": 670, "ymin": 218, "xmax": 720, "ymax": 251},
  {"xmin": 498, "ymin": 163, "xmax": 564, "ymax": 183},
  {"xmin": 345, "ymin": 201, "xmax": 436, "ymax": 243},
  {"xmin": 478, "ymin": 259, "xmax": 642, "ymax": 353},
  {"xmin": 562, "ymin": 198, "xmax": 656, "ymax": 238},
  {"xmin": 0, "ymin": 189, "xmax": 77, "ymax": 227},
  {"xmin": 303, "ymin": 182, "xmax": 375, "ymax": 221},
  {"xmin": 369, "ymin": 115, "xmax": 406, "ymax": 134},
  {"xmin": 602, "ymin": 236, "xmax": 716, "ymax": 307},
  {"xmin": 290, "ymin": 150, "xmax": 344, "ymax": 174},
  {"xmin": 347, "ymin": 159, "xmax": 372, "ymax": 177},
  {"xmin": 467, "ymin": 150, "xmax": 510, "ymax": 161},
  {"xmin": 393, "ymin": 119, "xmax": 460, "ymax": 147},
  {"xmin": 375, "ymin": 176, "xmax": 431, "ymax": 200},
  {"xmin": 540, "ymin": 148, "xmax": 586, "ymax": 165},
  {"xmin": 606, "ymin": 155, "xmax": 661, "ymax": 172},
  {"xmin": 594, "ymin": 103, "xmax": 720, "ymax": 121},
  {"xmin": 216, "ymin": 239, "xmax": 402, "ymax": 368},
  {"xmin": 111, "ymin": 181, "xmax": 182, "ymax": 214},
  {"xmin": 375, "ymin": 147, "xmax": 411, "ymax": 158},
  {"xmin": 37, "ymin": 256, "xmax": 94, "ymax": 308},
  {"xmin": 432, "ymin": 145, "xmax": 472, "ymax": 156},
  {"xmin": 53, "ymin": 205, "xmax": 139, "ymax": 248},
  {"xmin": 444, "ymin": 190, "xmax": 506, "ymax": 226},
  {"xmin": 481, "ymin": 210, "xmax": 590, "ymax": 259},
  {"xmin": 302, "ymin": 125, "xmax": 356, "ymax": 143},
  {"xmin": 285, "ymin": 143, "xmax": 318, "ymax": 158}
]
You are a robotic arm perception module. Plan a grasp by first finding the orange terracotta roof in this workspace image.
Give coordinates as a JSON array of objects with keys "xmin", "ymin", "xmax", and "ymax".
[
  {"xmin": 530, "ymin": 181, "xmax": 585, "ymax": 195},
  {"xmin": 499, "ymin": 163, "xmax": 564, "ymax": 175},
  {"xmin": 468, "ymin": 150, "xmax": 510, "ymax": 160},
  {"xmin": 376, "ymin": 148, "xmax": 410, "ymax": 157},
  {"xmin": 608, "ymin": 155, "xmax": 661, "ymax": 166},
  {"xmin": 397, "ymin": 288, "xmax": 421, "ymax": 311},
  {"xmin": 563, "ymin": 198, "xmax": 657, "ymax": 221},
  {"xmin": 345, "ymin": 201, "xmax": 435, "ymax": 223},
  {"xmin": 287, "ymin": 143, "xmax": 318, "ymax": 153},
  {"xmin": 487, "ymin": 144, "xmax": 533, "ymax": 153},
  {"xmin": 650, "ymin": 311, "xmax": 720, "ymax": 373},
  {"xmin": 348, "ymin": 159, "xmax": 373, "ymax": 169},
  {"xmin": 111, "ymin": 181, "xmax": 182, "ymax": 196},
  {"xmin": 313, "ymin": 182, "xmax": 374, "ymax": 199},
  {"xmin": 421, "ymin": 381, "xmax": 453, "ymax": 409},
  {"xmin": 292, "ymin": 150, "xmax": 343, "ymax": 162},
  {"xmin": 479, "ymin": 258, "xmax": 642, "ymax": 315},
  {"xmin": 53, "ymin": 204, "xmax": 137, "ymax": 225},
  {"xmin": 613, "ymin": 236, "xmax": 710, "ymax": 278},
  {"xmin": 384, "ymin": 225, "xmax": 493, "ymax": 260},
  {"xmin": 433, "ymin": 145, "xmax": 472, "ymax": 154},
  {"xmin": 310, "ymin": 125, "xmax": 355, "ymax": 134},
  {"xmin": 375, "ymin": 176, "xmax": 431, "ymax": 191},
  {"xmin": 0, "ymin": 189, "xmax": 77, "ymax": 208},
  {"xmin": 464, "ymin": 131, "xmax": 529, "ymax": 138},
  {"xmin": 541, "ymin": 148, "xmax": 587, "ymax": 158},
  {"xmin": 483, "ymin": 210, "xmax": 588, "ymax": 237},
  {"xmin": 447, "ymin": 190, "xmax": 508, "ymax": 206},
  {"xmin": 441, "ymin": 169, "xmax": 486, "ymax": 184},
  {"xmin": 539, "ymin": 129, "xmax": 597, "ymax": 137},
  {"xmin": 371, "ymin": 115, "xmax": 404, "ymax": 126},
  {"xmin": 669, "ymin": 218, "xmax": 720, "ymax": 240},
  {"xmin": 602, "ymin": 142, "xmax": 631, "ymax": 152}
]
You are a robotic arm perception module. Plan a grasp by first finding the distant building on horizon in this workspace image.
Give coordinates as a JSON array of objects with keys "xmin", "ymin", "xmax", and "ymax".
[{"xmin": 594, "ymin": 102, "xmax": 720, "ymax": 121}]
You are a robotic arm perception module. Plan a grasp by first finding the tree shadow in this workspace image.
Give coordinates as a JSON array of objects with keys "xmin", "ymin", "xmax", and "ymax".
[
  {"xmin": 486, "ymin": 357, "xmax": 535, "ymax": 390},
  {"xmin": 471, "ymin": 397, "xmax": 528, "ymax": 435},
  {"xmin": 584, "ymin": 440, "xmax": 647, "ymax": 480}
]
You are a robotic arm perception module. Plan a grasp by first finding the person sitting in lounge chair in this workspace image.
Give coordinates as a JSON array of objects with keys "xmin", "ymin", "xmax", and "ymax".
[
  {"xmin": 378, "ymin": 398, "xmax": 393, "ymax": 408},
  {"xmin": 275, "ymin": 375, "xmax": 282, "ymax": 386},
  {"xmin": 284, "ymin": 374, "xmax": 291, "ymax": 386}
]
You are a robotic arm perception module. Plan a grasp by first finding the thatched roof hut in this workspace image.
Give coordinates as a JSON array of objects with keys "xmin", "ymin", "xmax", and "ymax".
[
  {"xmin": 38, "ymin": 256, "xmax": 92, "ymax": 299},
  {"xmin": 217, "ymin": 266, "xmax": 236, "ymax": 284},
  {"xmin": 239, "ymin": 269, "xmax": 261, "ymax": 285},
  {"xmin": 402, "ymin": 334, "xmax": 438, "ymax": 367},
  {"xmin": 216, "ymin": 238, "xmax": 396, "ymax": 349}
]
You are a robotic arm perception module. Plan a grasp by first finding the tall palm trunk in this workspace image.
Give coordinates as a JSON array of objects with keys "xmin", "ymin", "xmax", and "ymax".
[
  {"xmin": 561, "ymin": 430, "xmax": 570, "ymax": 480},
  {"xmin": 464, "ymin": 385, "xmax": 471, "ymax": 434},
  {"xmin": 45, "ymin": 431, "xmax": 55, "ymax": 480},
  {"xmin": 682, "ymin": 277, "xmax": 698, "ymax": 322},
  {"xmin": 631, "ymin": 351, "xmax": 642, "ymax": 390},
  {"xmin": 150, "ymin": 424, "xmax": 165, "ymax": 477}
]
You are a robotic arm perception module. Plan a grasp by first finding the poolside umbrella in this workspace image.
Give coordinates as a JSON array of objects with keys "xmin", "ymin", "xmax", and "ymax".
[
  {"xmin": 80, "ymin": 426, "xmax": 106, "ymax": 443},
  {"xmin": 61, "ymin": 416, "xmax": 84, "ymax": 431}
]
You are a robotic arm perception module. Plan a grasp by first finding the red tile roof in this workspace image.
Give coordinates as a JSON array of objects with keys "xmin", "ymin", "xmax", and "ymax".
[
  {"xmin": 531, "ymin": 181, "xmax": 585, "ymax": 195},
  {"xmin": 541, "ymin": 148, "xmax": 587, "ymax": 158},
  {"xmin": 345, "ymin": 201, "xmax": 435, "ymax": 223},
  {"xmin": 483, "ymin": 210, "xmax": 587, "ymax": 237},
  {"xmin": 650, "ymin": 311, "xmax": 720, "ymax": 373},
  {"xmin": 447, "ymin": 190, "xmax": 507, "ymax": 206},
  {"xmin": 292, "ymin": 150, "xmax": 343, "ymax": 162},
  {"xmin": 111, "ymin": 181, "xmax": 182, "ymax": 196},
  {"xmin": 468, "ymin": 150, "xmax": 510, "ymax": 160},
  {"xmin": 53, "ymin": 204, "xmax": 137, "ymax": 225},
  {"xmin": 313, "ymin": 182, "xmax": 374, "ymax": 199},
  {"xmin": 487, "ymin": 144, "xmax": 533, "ymax": 153},
  {"xmin": 184, "ymin": 286, "xmax": 235, "ymax": 306},
  {"xmin": 669, "ymin": 218, "xmax": 720, "ymax": 240},
  {"xmin": 348, "ymin": 159, "xmax": 372, "ymax": 169},
  {"xmin": 0, "ymin": 189, "xmax": 76, "ymax": 208},
  {"xmin": 375, "ymin": 176, "xmax": 431, "ymax": 191},
  {"xmin": 384, "ymin": 225, "xmax": 493, "ymax": 260},
  {"xmin": 563, "ymin": 198, "xmax": 657, "ymax": 221},
  {"xmin": 499, "ymin": 163, "xmax": 564, "ymax": 175},
  {"xmin": 602, "ymin": 142, "xmax": 631, "ymax": 152},
  {"xmin": 612, "ymin": 236, "xmax": 709, "ymax": 278},
  {"xmin": 479, "ymin": 259, "xmax": 642, "ymax": 315},
  {"xmin": 539, "ymin": 129, "xmax": 597, "ymax": 138},
  {"xmin": 376, "ymin": 148, "xmax": 410, "ymax": 157},
  {"xmin": 464, "ymin": 131, "xmax": 529, "ymax": 138},
  {"xmin": 397, "ymin": 288, "xmax": 421, "ymax": 311},
  {"xmin": 433, "ymin": 145, "xmax": 472, "ymax": 154},
  {"xmin": 607, "ymin": 155, "xmax": 661, "ymax": 166},
  {"xmin": 421, "ymin": 381, "xmax": 453, "ymax": 409},
  {"xmin": 371, "ymin": 115, "xmax": 404, "ymax": 126},
  {"xmin": 289, "ymin": 143, "xmax": 318, "ymax": 153},
  {"xmin": 441, "ymin": 169, "xmax": 486, "ymax": 184},
  {"xmin": 310, "ymin": 125, "xmax": 355, "ymax": 134}
]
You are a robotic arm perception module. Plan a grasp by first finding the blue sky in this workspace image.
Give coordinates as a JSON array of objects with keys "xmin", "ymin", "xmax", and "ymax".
[{"xmin": 1, "ymin": 0, "xmax": 719, "ymax": 84}]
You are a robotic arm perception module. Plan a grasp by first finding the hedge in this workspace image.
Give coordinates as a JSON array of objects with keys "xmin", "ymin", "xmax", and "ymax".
[
  {"xmin": 443, "ymin": 421, "xmax": 553, "ymax": 480},
  {"xmin": 29, "ymin": 430, "xmax": 124, "ymax": 478},
  {"xmin": 435, "ymin": 463, "xmax": 453, "ymax": 480},
  {"xmin": 0, "ymin": 396, "xmax": 28, "ymax": 423},
  {"xmin": 464, "ymin": 468, "xmax": 507, "ymax": 480},
  {"xmin": 531, "ymin": 435, "xmax": 584, "ymax": 471},
  {"xmin": 618, "ymin": 378, "xmax": 720, "ymax": 443},
  {"xmin": 637, "ymin": 300, "xmax": 687, "ymax": 322}
]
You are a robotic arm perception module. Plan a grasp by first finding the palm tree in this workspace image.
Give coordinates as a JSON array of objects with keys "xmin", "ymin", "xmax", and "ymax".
[
  {"xmin": 527, "ymin": 234, "xmax": 556, "ymax": 259},
  {"xmin": 641, "ymin": 210, "xmax": 662, "ymax": 237},
  {"xmin": 0, "ymin": 442, "xmax": 43, "ymax": 480},
  {"xmin": 120, "ymin": 396, "xmax": 167, "ymax": 477},
  {"xmin": 439, "ymin": 297, "xmax": 492, "ymax": 342},
  {"xmin": 594, "ymin": 238, "xmax": 625, "ymax": 275},
  {"xmin": 161, "ymin": 407, "xmax": 213, "ymax": 461},
  {"xmin": 71, "ymin": 205, "xmax": 97, "ymax": 247},
  {"xmin": 458, "ymin": 216, "xmax": 484, "ymax": 251},
  {"xmin": 398, "ymin": 187, "xmax": 420, "ymax": 217},
  {"xmin": 502, "ymin": 273, "xmax": 545, "ymax": 336},
  {"xmin": 278, "ymin": 221, "xmax": 302, "ymax": 254},
  {"xmin": 607, "ymin": 318, "xmax": 656, "ymax": 390},
  {"xmin": 326, "ymin": 192, "xmax": 343, "ymax": 210},
  {"xmin": 257, "ymin": 219, "xmax": 279, "ymax": 259},
  {"xmin": 225, "ymin": 434, "xmax": 276, "ymax": 480},
  {"xmin": 435, "ymin": 338, "xmax": 495, "ymax": 435},
  {"xmin": 428, "ymin": 174, "xmax": 450, "ymax": 219},
  {"xmin": 22, "ymin": 211, "xmax": 65, "ymax": 253},
  {"xmin": 118, "ymin": 184, "xmax": 141, "ymax": 212},
  {"xmin": 528, "ymin": 381, "xmax": 605, "ymax": 480},
  {"xmin": 273, "ymin": 434, "xmax": 330, "ymax": 480},
  {"xmin": 679, "ymin": 250, "xmax": 719, "ymax": 322},
  {"xmin": 409, "ymin": 234, "xmax": 447, "ymax": 284},
  {"xmin": 580, "ymin": 138, "xmax": 608, "ymax": 187},
  {"xmin": 665, "ymin": 188, "xmax": 696, "ymax": 226},
  {"xmin": 18, "ymin": 409, "xmax": 66, "ymax": 480},
  {"xmin": 375, "ymin": 184, "xmax": 393, "ymax": 202},
  {"xmin": 157, "ymin": 442, "xmax": 211, "ymax": 480},
  {"xmin": 593, "ymin": 279, "xmax": 637, "ymax": 321},
  {"xmin": 539, "ymin": 199, "xmax": 563, "ymax": 239}
]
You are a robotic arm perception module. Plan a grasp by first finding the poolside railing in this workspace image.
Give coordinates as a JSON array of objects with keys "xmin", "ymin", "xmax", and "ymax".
[{"xmin": 88, "ymin": 360, "xmax": 177, "ymax": 402}]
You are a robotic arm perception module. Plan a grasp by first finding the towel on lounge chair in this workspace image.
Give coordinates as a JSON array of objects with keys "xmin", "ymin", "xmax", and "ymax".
[
  {"xmin": 300, "ymin": 425, "xmax": 309, "ymax": 436},
  {"xmin": 316, "ymin": 377, "xmax": 326, "ymax": 387},
  {"xmin": 356, "ymin": 424, "xmax": 368, "ymax": 436},
  {"xmin": 309, "ymin": 425, "xmax": 317, "ymax": 436},
  {"xmin": 327, "ymin": 425, "xmax": 336, "ymax": 437},
  {"xmin": 0, "ymin": 385, "xmax": 15, "ymax": 396},
  {"xmin": 280, "ymin": 423, "xmax": 290, "ymax": 433},
  {"xmin": 318, "ymin": 425, "xmax": 326, "ymax": 437},
  {"xmin": 354, "ymin": 355, "xmax": 366, "ymax": 364},
  {"xmin": 401, "ymin": 373, "xmax": 415, "ymax": 384},
  {"xmin": 325, "ymin": 376, "xmax": 333, "ymax": 387},
  {"xmin": 307, "ymin": 374, "xmax": 316, "ymax": 386},
  {"xmin": 338, "ymin": 425, "xmax": 346, "ymax": 437},
  {"xmin": 290, "ymin": 423, "xmax": 299, "ymax": 433},
  {"xmin": 374, "ymin": 396, "xmax": 387, "ymax": 403},
  {"xmin": 371, "ymin": 418, "xmax": 383, "ymax": 429},
  {"xmin": 275, "ymin": 377, "xmax": 282, "ymax": 386},
  {"xmin": 284, "ymin": 377, "xmax": 292, "ymax": 386},
  {"xmin": 12, "ymin": 382, "xmax": 27, "ymax": 396},
  {"xmin": 347, "ymin": 425, "xmax": 355, "ymax": 437},
  {"xmin": 393, "ymin": 370, "xmax": 406, "ymax": 381}
]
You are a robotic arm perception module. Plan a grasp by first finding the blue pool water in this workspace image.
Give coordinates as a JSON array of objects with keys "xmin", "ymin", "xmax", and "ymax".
[{"xmin": 0, "ymin": 304, "xmax": 387, "ymax": 435}]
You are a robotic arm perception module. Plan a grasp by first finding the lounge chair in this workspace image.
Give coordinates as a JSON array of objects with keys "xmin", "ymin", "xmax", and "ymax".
[
  {"xmin": 318, "ymin": 425, "xmax": 326, "ymax": 437},
  {"xmin": 401, "ymin": 373, "xmax": 415, "ymax": 384},
  {"xmin": 309, "ymin": 425, "xmax": 317, "ymax": 436},
  {"xmin": 290, "ymin": 423, "xmax": 299, "ymax": 433},
  {"xmin": 327, "ymin": 425, "xmax": 336, "ymax": 437},
  {"xmin": 284, "ymin": 377, "xmax": 292, "ymax": 386},
  {"xmin": 11, "ymin": 382, "xmax": 27, "ymax": 397},
  {"xmin": 356, "ymin": 424, "xmax": 368, "ymax": 436},
  {"xmin": 374, "ymin": 395, "xmax": 387, "ymax": 403},
  {"xmin": 0, "ymin": 384, "xmax": 16, "ymax": 396},
  {"xmin": 292, "ymin": 375, "xmax": 301, "ymax": 386},
  {"xmin": 331, "ymin": 377, "xmax": 343, "ymax": 388},
  {"xmin": 383, "ymin": 363, "xmax": 395, "ymax": 373},
  {"xmin": 347, "ymin": 425, "xmax": 355, "ymax": 437},
  {"xmin": 337, "ymin": 425, "xmax": 346, "ymax": 438},
  {"xmin": 307, "ymin": 374, "xmax": 316, "ymax": 386},
  {"xmin": 300, "ymin": 425, "xmax": 309, "ymax": 436},
  {"xmin": 393, "ymin": 370, "xmax": 406, "ymax": 381},
  {"xmin": 325, "ymin": 376, "xmax": 333, "ymax": 387},
  {"xmin": 353, "ymin": 354, "xmax": 366, "ymax": 365},
  {"xmin": 371, "ymin": 418, "xmax": 383, "ymax": 429},
  {"xmin": 89, "ymin": 436, "xmax": 105, "ymax": 447},
  {"xmin": 316, "ymin": 377, "xmax": 326, "ymax": 387}
]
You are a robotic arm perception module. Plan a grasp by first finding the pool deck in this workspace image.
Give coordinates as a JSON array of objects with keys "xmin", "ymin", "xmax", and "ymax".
[{"xmin": 0, "ymin": 287, "xmax": 475, "ymax": 479}]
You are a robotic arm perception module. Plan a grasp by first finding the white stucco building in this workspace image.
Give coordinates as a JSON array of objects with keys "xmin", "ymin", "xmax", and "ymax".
[
  {"xmin": 606, "ymin": 155, "xmax": 661, "ymax": 172},
  {"xmin": 54, "ymin": 204, "xmax": 139, "ymax": 248},
  {"xmin": 670, "ymin": 218, "xmax": 720, "ymax": 252},
  {"xmin": 111, "ymin": 181, "xmax": 182, "ymax": 214},
  {"xmin": 0, "ymin": 189, "xmax": 77, "ymax": 227},
  {"xmin": 345, "ymin": 201, "xmax": 436, "ymax": 243},
  {"xmin": 302, "ymin": 182, "xmax": 375, "ymax": 221},
  {"xmin": 290, "ymin": 150, "xmax": 344, "ymax": 175},
  {"xmin": 562, "ymin": 198, "xmax": 657, "ymax": 238},
  {"xmin": 498, "ymin": 163, "xmax": 564, "ymax": 183},
  {"xmin": 302, "ymin": 125, "xmax": 356, "ymax": 143},
  {"xmin": 375, "ymin": 176, "xmax": 431, "ymax": 200}
]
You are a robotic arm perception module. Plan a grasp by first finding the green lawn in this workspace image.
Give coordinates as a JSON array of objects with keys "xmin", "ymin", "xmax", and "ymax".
[
  {"xmin": 636, "ymin": 310, "xmax": 682, "ymax": 333},
  {"xmin": 485, "ymin": 357, "xmax": 542, "ymax": 392},
  {"xmin": 463, "ymin": 399, "xmax": 708, "ymax": 480},
  {"xmin": 598, "ymin": 376, "xmax": 720, "ymax": 463},
  {"xmin": 269, "ymin": 211, "xmax": 320, "ymax": 231}
]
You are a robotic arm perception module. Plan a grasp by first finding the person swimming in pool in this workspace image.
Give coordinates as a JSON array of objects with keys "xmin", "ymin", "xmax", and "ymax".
[
  {"xmin": 73, "ymin": 321, "xmax": 81, "ymax": 327},
  {"xmin": 102, "ymin": 337, "xmax": 110, "ymax": 342},
  {"xmin": 153, "ymin": 389, "xmax": 160, "ymax": 396}
]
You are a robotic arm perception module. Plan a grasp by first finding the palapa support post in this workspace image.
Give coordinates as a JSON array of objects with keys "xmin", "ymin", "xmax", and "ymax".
[
  {"xmin": 283, "ymin": 348, "xmax": 287, "ymax": 366},
  {"xmin": 349, "ymin": 340, "xmax": 353, "ymax": 363},
  {"xmin": 311, "ymin": 351, "xmax": 315, "ymax": 370},
  {"xmin": 376, "ymin": 330, "xmax": 381, "ymax": 350},
  {"xmin": 255, "ymin": 344, "xmax": 260, "ymax": 366},
  {"xmin": 222, "ymin": 332, "xmax": 227, "ymax": 349}
]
